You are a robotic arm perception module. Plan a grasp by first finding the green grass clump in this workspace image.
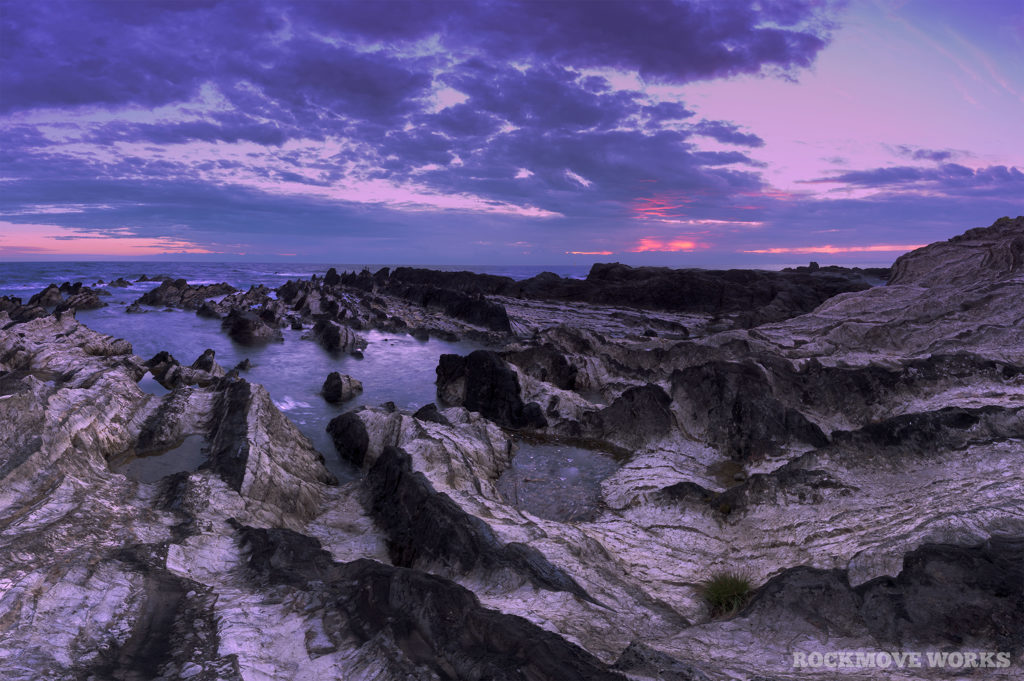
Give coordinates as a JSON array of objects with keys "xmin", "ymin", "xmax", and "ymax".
[{"xmin": 701, "ymin": 571, "xmax": 752, "ymax": 616}]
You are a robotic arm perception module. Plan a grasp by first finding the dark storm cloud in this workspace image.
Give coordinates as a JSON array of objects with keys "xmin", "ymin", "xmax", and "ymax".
[
  {"xmin": 290, "ymin": 0, "xmax": 833, "ymax": 81},
  {"xmin": 1, "ymin": 0, "xmax": 844, "ymax": 258},
  {"xmin": 86, "ymin": 114, "xmax": 290, "ymax": 147}
]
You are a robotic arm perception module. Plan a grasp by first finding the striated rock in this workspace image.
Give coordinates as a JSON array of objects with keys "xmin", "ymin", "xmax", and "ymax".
[
  {"xmin": 321, "ymin": 371, "xmax": 362, "ymax": 403},
  {"xmin": 365, "ymin": 446, "xmax": 596, "ymax": 601},
  {"xmin": 54, "ymin": 289, "xmax": 106, "ymax": 313},
  {"xmin": 889, "ymin": 215, "xmax": 1024, "ymax": 287},
  {"xmin": 27, "ymin": 284, "xmax": 63, "ymax": 308},
  {"xmin": 232, "ymin": 522, "xmax": 625, "ymax": 681},
  {"xmin": 670, "ymin": 360, "xmax": 828, "ymax": 461}
]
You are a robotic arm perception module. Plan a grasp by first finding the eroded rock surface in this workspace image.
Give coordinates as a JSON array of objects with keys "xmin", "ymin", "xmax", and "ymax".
[{"xmin": 2, "ymin": 216, "xmax": 1023, "ymax": 680}]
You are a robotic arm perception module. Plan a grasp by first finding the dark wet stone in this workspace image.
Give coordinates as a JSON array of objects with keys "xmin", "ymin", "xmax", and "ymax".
[
  {"xmin": 413, "ymin": 402, "xmax": 451, "ymax": 426},
  {"xmin": 231, "ymin": 521, "xmax": 624, "ymax": 681},
  {"xmin": 221, "ymin": 310, "xmax": 283, "ymax": 346},
  {"xmin": 326, "ymin": 411, "xmax": 369, "ymax": 467},
  {"xmin": 365, "ymin": 446, "xmax": 597, "ymax": 603},
  {"xmin": 437, "ymin": 350, "xmax": 547, "ymax": 429}
]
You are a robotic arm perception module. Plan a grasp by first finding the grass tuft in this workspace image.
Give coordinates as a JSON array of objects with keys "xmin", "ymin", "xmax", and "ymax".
[{"xmin": 700, "ymin": 571, "xmax": 752, "ymax": 616}]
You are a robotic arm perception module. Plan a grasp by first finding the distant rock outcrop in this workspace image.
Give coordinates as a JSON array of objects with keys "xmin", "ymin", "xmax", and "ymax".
[{"xmin": 889, "ymin": 215, "xmax": 1024, "ymax": 287}]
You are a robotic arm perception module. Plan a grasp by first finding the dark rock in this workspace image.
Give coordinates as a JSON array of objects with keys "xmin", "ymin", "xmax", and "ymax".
[
  {"xmin": 323, "ymin": 267, "xmax": 340, "ymax": 286},
  {"xmin": 232, "ymin": 358, "xmax": 252, "ymax": 372},
  {"xmin": 583, "ymin": 384, "xmax": 674, "ymax": 450},
  {"xmin": 413, "ymin": 403, "xmax": 451, "ymax": 426},
  {"xmin": 436, "ymin": 350, "xmax": 547, "ymax": 429},
  {"xmin": 326, "ymin": 411, "xmax": 370, "ymax": 467},
  {"xmin": 232, "ymin": 521, "xmax": 624, "ymax": 681},
  {"xmin": 195, "ymin": 300, "xmax": 225, "ymax": 319},
  {"xmin": 365, "ymin": 446, "xmax": 596, "ymax": 602},
  {"xmin": 28, "ymin": 284, "xmax": 62, "ymax": 308},
  {"xmin": 136, "ymin": 279, "xmax": 236, "ymax": 310},
  {"xmin": 503, "ymin": 345, "xmax": 577, "ymax": 390},
  {"xmin": 613, "ymin": 642, "xmax": 713, "ymax": 681},
  {"xmin": 311, "ymin": 318, "xmax": 366, "ymax": 354},
  {"xmin": 321, "ymin": 371, "xmax": 362, "ymax": 404},
  {"xmin": 190, "ymin": 348, "xmax": 220, "ymax": 373},
  {"xmin": 55, "ymin": 290, "xmax": 106, "ymax": 313},
  {"xmin": 671, "ymin": 361, "xmax": 828, "ymax": 460},
  {"xmin": 739, "ymin": 537, "xmax": 1024, "ymax": 653},
  {"xmin": 221, "ymin": 310, "xmax": 282, "ymax": 346}
]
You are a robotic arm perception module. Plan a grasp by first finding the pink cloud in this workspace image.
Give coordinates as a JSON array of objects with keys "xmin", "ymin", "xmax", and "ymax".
[
  {"xmin": 629, "ymin": 237, "xmax": 708, "ymax": 252},
  {"xmin": 566, "ymin": 250, "xmax": 614, "ymax": 255},
  {"xmin": 0, "ymin": 221, "xmax": 216, "ymax": 256},
  {"xmin": 742, "ymin": 243, "xmax": 926, "ymax": 254}
]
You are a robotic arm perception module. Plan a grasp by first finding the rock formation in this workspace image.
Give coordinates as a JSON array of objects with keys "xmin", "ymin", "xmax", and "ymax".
[
  {"xmin": 321, "ymin": 371, "xmax": 362, "ymax": 403},
  {"xmin": 2, "ymin": 216, "xmax": 1022, "ymax": 680}
]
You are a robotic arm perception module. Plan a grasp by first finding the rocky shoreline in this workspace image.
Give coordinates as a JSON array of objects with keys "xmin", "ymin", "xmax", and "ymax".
[{"xmin": 1, "ymin": 216, "xmax": 1022, "ymax": 680}]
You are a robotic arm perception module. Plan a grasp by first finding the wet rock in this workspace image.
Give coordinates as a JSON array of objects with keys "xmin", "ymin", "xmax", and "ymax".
[
  {"xmin": 413, "ymin": 402, "xmax": 451, "ymax": 426},
  {"xmin": 311, "ymin": 318, "xmax": 366, "ymax": 354},
  {"xmin": 326, "ymin": 410, "xmax": 370, "ymax": 467},
  {"xmin": 54, "ymin": 290, "xmax": 106, "ymax": 313},
  {"xmin": 220, "ymin": 309, "xmax": 282, "ymax": 345},
  {"xmin": 504, "ymin": 345, "xmax": 577, "ymax": 390},
  {"xmin": 670, "ymin": 361, "xmax": 828, "ymax": 460},
  {"xmin": 582, "ymin": 383, "xmax": 674, "ymax": 450},
  {"xmin": 28, "ymin": 284, "xmax": 62, "ymax": 308},
  {"xmin": 232, "ymin": 522, "xmax": 625, "ymax": 681},
  {"xmin": 365, "ymin": 446, "xmax": 595, "ymax": 601},
  {"xmin": 135, "ymin": 278, "xmax": 236, "ymax": 310},
  {"xmin": 195, "ymin": 299, "xmax": 226, "ymax": 319},
  {"xmin": 321, "ymin": 371, "xmax": 362, "ymax": 404},
  {"xmin": 437, "ymin": 350, "xmax": 547, "ymax": 429}
]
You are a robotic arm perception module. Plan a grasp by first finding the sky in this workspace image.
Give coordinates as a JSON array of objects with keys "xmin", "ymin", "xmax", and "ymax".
[{"xmin": 1, "ymin": 0, "xmax": 1022, "ymax": 266}]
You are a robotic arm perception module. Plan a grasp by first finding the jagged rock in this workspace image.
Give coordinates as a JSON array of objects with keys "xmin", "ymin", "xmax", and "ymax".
[
  {"xmin": 613, "ymin": 642, "xmax": 712, "ymax": 681},
  {"xmin": 413, "ymin": 402, "xmax": 451, "ymax": 426},
  {"xmin": 0, "ymin": 296, "xmax": 48, "ymax": 324},
  {"xmin": 54, "ymin": 290, "xmax": 106, "ymax": 313},
  {"xmin": 889, "ymin": 215, "xmax": 1024, "ymax": 287},
  {"xmin": 670, "ymin": 361, "xmax": 828, "ymax": 460},
  {"xmin": 365, "ymin": 446, "xmax": 595, "ymax": 601},
  {"xmin": 504, "ymin": 344, "xmax": 577, "ymax": 390},
  {"xmin": 220, "ymin": 309, "xmax": 282, "ymax": 345},
  {"xmin": 437, "ymin": 350, "xmax": 547, "ymax": 429},
  {"xmin": 195, "ymin": 299, "xmax": 226, "ymax": 319},
  {"xmin": 135, "ymin": 278, "xmax": 236, "ymax": 310},
  {"xmin": 232, "ymin": 522, "xmax": 626, "ymax": 681},
  {"xmin": 326, "ymin": 410, "xmax": 370, "ymax": 467},
  {"xmin": 579, "ymin": 383, "xmax": 674, "ymax": 450},
  {"xmin": 321, "ymin": 371, "xmax": 362, "ymax": 403},
  {"xmin": 311, "ymin": 318, "xmax": 366, "ymax": 354},
  {"xmin": 28, "ymin": 284, "xmax": 62, "ymax": 308}
]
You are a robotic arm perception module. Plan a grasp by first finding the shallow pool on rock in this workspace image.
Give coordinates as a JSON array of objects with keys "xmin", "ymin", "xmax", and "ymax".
[
  {"xmin": 496, "ymin": 440, "xmax": 621, "ymax": 522},
  {"xmin": 111, "ymin": 434, "xmax": 208, "ymax": 483}
]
